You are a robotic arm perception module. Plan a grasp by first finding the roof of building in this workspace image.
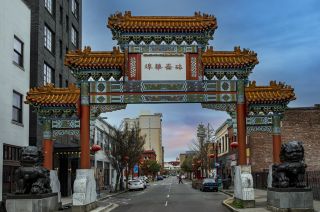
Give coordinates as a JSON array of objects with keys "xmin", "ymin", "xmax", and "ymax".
[
  {"xmin": 202, "ymin": 46, "xmax": 259, "ymax": 69},
  {"xmin": 64, "ymin": 46, "xmax": 124, "ymax": 70},
  {"xmin": 245, "ymin": 81, "xmax": 296, "ymax": 104},
  {"xmin": 107, "ymin": 11, "xmax": 217, "ymax": 33},
  {"xmin": 25, "ymin": 83, "xmax": 79, "ymax": 106}
]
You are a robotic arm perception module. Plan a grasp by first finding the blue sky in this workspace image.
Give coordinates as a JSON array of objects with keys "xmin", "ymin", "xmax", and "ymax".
[{"xmin": 82, "ymin": 0, "xmax": 320, "ymax": 161}]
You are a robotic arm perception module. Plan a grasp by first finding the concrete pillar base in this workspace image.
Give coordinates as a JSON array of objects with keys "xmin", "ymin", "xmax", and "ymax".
[
  {"xmin": 234, "ymin": 165, "xmax": 255, "ymax": 208},
  {"xmin": 50, "ymin": 170, "xmax": 61, "ymax": 203},
  {"xmin": 72, "ymin": 169, "xmax": 97, "ymax": 206}
]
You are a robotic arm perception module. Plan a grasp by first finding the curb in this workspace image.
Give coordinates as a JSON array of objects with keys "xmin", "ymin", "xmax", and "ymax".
[
  {"xmin": 222, "ymin": 197, "xmax": 240, "ymax": 212},
  {"xmin": 98, "ymin": 190, "xmax": 127, "ymax": 201},
  {"xmin": 220, "ymin": 190, "xmax": 234, "ymax": 197}
]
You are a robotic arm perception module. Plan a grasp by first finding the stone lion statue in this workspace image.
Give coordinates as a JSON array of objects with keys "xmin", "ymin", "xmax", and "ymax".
[
  {"xmin": 15, "ymin": 146, "xmax": 52, "ymax": 194},
  {"xmin": 272, "ymin": 141, "xmax": 307, "ymax": 188}
]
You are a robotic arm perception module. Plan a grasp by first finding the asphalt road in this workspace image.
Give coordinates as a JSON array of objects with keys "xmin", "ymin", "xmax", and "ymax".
[{"xmin": 99, "ymin": 176, "xmax": 229, "ymax": 212}]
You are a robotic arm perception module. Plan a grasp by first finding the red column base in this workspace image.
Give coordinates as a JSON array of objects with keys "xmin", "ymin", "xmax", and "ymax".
[{"xmin": 273, "ymin": 134, "xmax": 281, "ymax": 164}]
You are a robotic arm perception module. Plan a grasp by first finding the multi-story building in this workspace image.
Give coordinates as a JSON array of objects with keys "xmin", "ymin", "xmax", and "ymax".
[
  {"xmin": 24, "ymin": 0, "xmax": 82, "ymax": 197},
  {"xmin": 91, "ymin": 117, "xmax": 117, "ymax": 192},
  {"xmin": 0, "ymin": 0, "xmax": 31, "ymax": 204},
  {"xmin": 124, "ymin": 112, "xmax": 164, "ymax": 165},
  {"xmin": 26, "ymin": 0, "xmax": 82, "ymax": 146}
]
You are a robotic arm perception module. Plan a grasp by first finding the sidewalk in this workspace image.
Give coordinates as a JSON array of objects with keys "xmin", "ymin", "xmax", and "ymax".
[
  {"xmin": 221, "ymin": 188, "xmax": 320, "ymax": 212},
  {"xmin": 61, "ymin": 189, "xmax": 126, "ymax": 208}
]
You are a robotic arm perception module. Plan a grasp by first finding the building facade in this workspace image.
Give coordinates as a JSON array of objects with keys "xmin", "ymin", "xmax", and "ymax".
[
  {"xmin": 249, "ymin": 104, "xmax": 320, "ymax": 173},
  {"xmin": 0, "ymin": 0, "xmax": 31, "ymax": 203},
  {"xmin": 91, "ymin": 118, "xmax": 117, "ymax": 192},
  {"xmin": 26, "ymin": 0, "xmax": 82, "ymax": 146},
  {"xmin": 124, "ymin": 112, "xmax": 164, "ymax": 165}
]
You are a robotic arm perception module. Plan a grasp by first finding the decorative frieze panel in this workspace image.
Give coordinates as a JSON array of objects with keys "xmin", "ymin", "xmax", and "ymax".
[
  {"xmin": 128, "ymin": 45, "xmax": 198, "ymax": 53},
  {"xmin": 248, "ymin": 104, "xmax": 287, "ymax": 115},
  {"xmin": 72, "ymin": 69, "xmax": 122, "ymax": 81},
  {"xmin": 52, "ymin": 129, "xmax": 80, "ymax": 137},
  {"xmin": 247, "ymin": 126, "xmax": 272, "ymax": 134},
  {"xmin": 90, "ymin": 80, "xmax": 237, "ymax": 93},
  {"xmin": 204, "ymin": 69, "xmax": 251, "ymax": 80},
  {"xmin": 201, "ymin": 103, "xmax": 236, "ymax": 112},
  {"xmin": 38, "ymin": 107, "xmax": 78, "ymax": 119},
  {"xmin": 52, "ymin": 120, "xmax": 80, "ymax": 129},
  {"xmin": 246, "ymin": 116, "xmax": 272, "ymax": 126},
  {"xmin": 90, "ymin": 104, "xmax": 127, "ymax": 117}
]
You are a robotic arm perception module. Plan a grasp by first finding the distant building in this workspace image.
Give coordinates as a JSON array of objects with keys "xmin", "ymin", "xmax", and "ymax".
[
  {"xmin": 0, "ymin": 0, "xmax": 31, "ymax": 203},
  {"xmin": 124, "ymin": 112, "xmax": 164, "ymax": 165}
]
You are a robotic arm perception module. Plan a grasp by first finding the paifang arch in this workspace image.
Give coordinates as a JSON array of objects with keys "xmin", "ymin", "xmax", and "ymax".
[{"xmin": 26, "ymin": 12, "xmax": 295, "ymax": 177}]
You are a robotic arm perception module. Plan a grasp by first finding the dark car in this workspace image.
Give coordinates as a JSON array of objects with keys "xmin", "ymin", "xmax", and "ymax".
[
  {"xmin": 156, "ymin": 175, "xmax": 164, "ymax": 181},
  {"xmin": 200, "ymin": 178, "xmax": 218, "ymax": 192}
]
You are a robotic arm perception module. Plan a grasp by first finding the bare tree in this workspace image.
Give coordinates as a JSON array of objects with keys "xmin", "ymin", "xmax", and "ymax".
[{"xmin": 109, "ymin": 122, "xmax": 145, "ymax": 191}]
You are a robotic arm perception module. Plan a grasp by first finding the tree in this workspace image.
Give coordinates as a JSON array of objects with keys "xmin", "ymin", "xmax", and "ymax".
[
  {"xmin": 109, "ymin": 122, "xmax": 145, "ymax": 191},
  {"xmin": 141, "ymin": 160, "xmax": 161, "ymax": 179},
  {"xmin": 181, "ymin": 156, "xmax": 193, "ymax": 178}
]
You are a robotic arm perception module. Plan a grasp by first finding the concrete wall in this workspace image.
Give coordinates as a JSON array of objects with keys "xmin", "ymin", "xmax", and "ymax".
[{"xmin": 0, "ymin": 0, "xmax": 31, "ymax": 201}]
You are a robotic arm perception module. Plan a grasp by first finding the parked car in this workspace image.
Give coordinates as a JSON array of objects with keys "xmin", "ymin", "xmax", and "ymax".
[
  {"xmin": 156, "ymin": 175, "xmax": 164, "ymax": 181},
  {"xmin": 200, "ymin": 178, "xmax": 218, "ymax": 192},
  {"xmin": 128, "ymin": 180, "xmax": 145, "ymax": 191}
]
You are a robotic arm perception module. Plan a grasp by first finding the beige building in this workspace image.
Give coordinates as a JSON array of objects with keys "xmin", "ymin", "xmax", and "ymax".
[{"xmin": 124, "ymin": 111, "xmax": 164, "ymax": 165}]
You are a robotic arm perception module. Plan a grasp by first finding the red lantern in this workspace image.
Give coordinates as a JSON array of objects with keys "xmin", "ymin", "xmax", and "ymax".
[
  {"xmin": 91, "ymin": 144, "xmax": 101, "ymax": 152},
  {"xmin": 230, "ymin": 142, "xmax": 238, "ymax": 149},
  {"xmin": 208, "ymin": 154, "xmax": 215, "ymax": 159}
]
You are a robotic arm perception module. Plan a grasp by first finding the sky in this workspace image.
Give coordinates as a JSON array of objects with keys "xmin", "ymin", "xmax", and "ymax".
[{"xmin": 82, "ymin": 0, "xmax": 320, "ymax": 161}]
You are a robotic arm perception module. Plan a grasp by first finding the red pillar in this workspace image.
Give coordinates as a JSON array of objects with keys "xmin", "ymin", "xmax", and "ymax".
[
  {"xmin": 43, "ymin": 139, "xmax": 53, "ymax": 170},
  {"xmin": 272, "ymin": 115, "xmax": 282, "ymax": 163},
  {"xmin": 43, "ymin": 120, "xmax": 53, "ymax": 170},
  {"xmin": 236, "ymin": 80, "xmax": 247, "ymax": 165},
  {"xmin": 80, "ymin": 82, "xmax": 91, "ymax": 169},
  {"xmin": 237, "ymin": 103, "xmax": 247, "ymax": 165}
]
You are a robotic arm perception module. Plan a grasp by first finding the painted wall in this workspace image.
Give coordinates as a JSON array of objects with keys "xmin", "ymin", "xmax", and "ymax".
[{"xmin": 0, "ymin": 0, "xmax": 31, "ymax": 201}]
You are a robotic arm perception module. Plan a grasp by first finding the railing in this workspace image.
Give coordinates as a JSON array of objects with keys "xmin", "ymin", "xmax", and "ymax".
[{"xmin": 252, "ymin": 171, "xmax": 320, "ymax": 200}]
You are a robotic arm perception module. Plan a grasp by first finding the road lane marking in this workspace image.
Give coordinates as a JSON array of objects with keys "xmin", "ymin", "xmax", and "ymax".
[
  {"xmin": 165, "ymin": 201, "xmax": 168, "ymax": 207},
  {"xmin": 167, "ymin": 194, "xmax": 170, "ymax": 198}
]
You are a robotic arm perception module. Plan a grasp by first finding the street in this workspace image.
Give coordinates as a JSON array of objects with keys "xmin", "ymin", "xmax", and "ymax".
[{"xmin": 98, "ymin": 177, "xmax": 229, "ymax": 212}]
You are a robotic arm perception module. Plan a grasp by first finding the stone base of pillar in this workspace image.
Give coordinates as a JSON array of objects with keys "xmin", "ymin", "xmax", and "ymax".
[
  {"xmin": 72, "ymin": 169, "xmax": 97, "ymax": 206},
  {"xmin": 234, "ymin": 165, "xmax": 255, "ymax": 208},
  {"xmin": 50, "ymin": 170, "xmax": 61, "ymax": 204}
]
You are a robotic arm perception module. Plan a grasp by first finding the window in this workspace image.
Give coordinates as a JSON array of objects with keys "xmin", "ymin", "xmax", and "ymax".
[
  {"xmin": 65, "ymin": 80, "xmax": 69, "ymax": 87},
  {"xmin": 43, "ymin": 63, "xmax": 54, "ymax": 84},
  {"xmin": 66, "ymin": 15, "xmax": 69, "ymax": 31},
  {"xmin": 71, "ymin": 26, "xmax": 78, "ymax": 47},
  {"xmin": 71, "ymin": 0, "xmax": 79, "ymax": 19},
  {"xmin": 12, "ymin": 91, "xmax": 23, "ymax": 124},
  {"xmin": 59, "ymin": 74, "xmax": 62, "ymax": 87},
  {"xmin": 59, "ymin": 40, "xmax": 62, "ymax": 58},
  {"xmin": 59, "ymin": 6, "xmax": 63, "ymax": 24},
  {"xmin": 13, "ymin": 36, "xmax": 23, "ymax": 67},
  {"xmin": 45, "ymin": 0, "xmax": 53, "ymax": 14},
  {"xmin": 44, "ymin": 25, "xmax": 54, "ymax": 52}
]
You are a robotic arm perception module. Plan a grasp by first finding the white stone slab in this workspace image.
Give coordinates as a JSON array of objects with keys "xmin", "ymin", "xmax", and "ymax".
[
  {"xmin": 234, "ymin": 165, "xmax": 255, "ymax": 201},
  {"xmin": 72, "ymin": 169, "xmax": 97, "ymax": 206}
]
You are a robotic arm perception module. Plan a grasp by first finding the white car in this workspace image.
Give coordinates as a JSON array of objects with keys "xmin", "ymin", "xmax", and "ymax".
[{"xmin": 128, "ymin": 180, "xmax": 145, "ymax": 191}]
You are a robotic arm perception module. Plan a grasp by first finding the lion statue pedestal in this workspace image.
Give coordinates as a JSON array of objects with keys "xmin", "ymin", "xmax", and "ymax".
[
  {"xmin": 6, "ymin": 146, "xmax": 59, "ymax": 212},
  {"xmin": 267, "ymin": 141, "xmax": 314, "ymax": 211}
]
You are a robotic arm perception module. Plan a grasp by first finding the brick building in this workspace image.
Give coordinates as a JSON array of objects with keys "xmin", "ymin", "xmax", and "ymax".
[{"xmin": 249, "ymin": 104, "xmax": 320, "ymax": 172}]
